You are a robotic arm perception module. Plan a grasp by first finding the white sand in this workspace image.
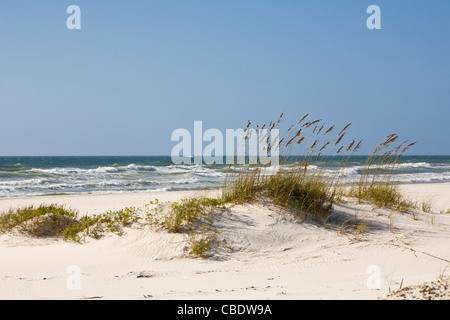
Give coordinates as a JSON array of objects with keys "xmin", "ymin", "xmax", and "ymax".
[{"xmin": 0, "ymin": 184, "xmax": 449, "ymax": 300}]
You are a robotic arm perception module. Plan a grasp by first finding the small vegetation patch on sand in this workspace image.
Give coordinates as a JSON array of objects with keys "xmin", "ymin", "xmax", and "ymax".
[
  {"xmin": 0, "ymin": 204, "xmax": 140, "ymax": 243},
  {"xmin": 380, "ymin": 276, "xmax": 450, "ymax": 300},
  {"xmin": 145, "ymin": 196, "xmax": 228, "ymax": 257},
  {"xmin": 349, "ymin": 183, "xmax": 413, "ymax": 212},
  {"xmin": 146, "ymin": 197, "xmax": 226, "ymax": 233},
  {"xmin": 0, "ymin": 204, "xmax": 78, "ymax": 237}
]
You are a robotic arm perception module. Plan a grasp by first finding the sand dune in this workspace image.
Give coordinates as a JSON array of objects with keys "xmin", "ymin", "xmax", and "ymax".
[{"xmin": 0, "ymin": 184, "xmax": 449, "ymax": 300}]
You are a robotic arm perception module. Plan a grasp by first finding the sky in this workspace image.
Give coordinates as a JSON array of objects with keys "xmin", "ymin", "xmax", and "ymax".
[{"xmin": 0, "ymin": 0, "xmax": 449, "ymax": 156}]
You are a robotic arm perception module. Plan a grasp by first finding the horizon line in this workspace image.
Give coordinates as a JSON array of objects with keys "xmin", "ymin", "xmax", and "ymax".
[{"xmin": 1, "ymin": 154, "xmax": 449, "ymax": 157}]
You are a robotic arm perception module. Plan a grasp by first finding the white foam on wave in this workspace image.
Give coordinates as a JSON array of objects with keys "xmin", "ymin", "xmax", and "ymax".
[
  {"xmin": 124, "ymin": 164, "xmax": 157, "ymax": 172},
  {"xmin": 27, "ymin": 163, "xmax": 225, "ymax": 177},
  {"xmin": 29, "ymin": 166, "xmax": 120, "ymax": 175},
  {"xmin": 171, "ymin": 177, "xmax": 200, "ymax": 184},
  {"xmin": 392, "ymin": 172, "xmax": 450, "ymax": 184},
  {"xmin": 323, "ymin": 167, "xmax": 359, "ymax": 177},
  {"xmin": 151, "ymin": 164, "xmax": 226, "ymax": 178},
  {"xmin": 0, "ymin": 178, "xmax": 47, "ymax": 187},
  {"xmin": 90, "ymin": 187, "xmax": 174, "ymax": 195},
  {"xmin": 396, "ymin": 162, "xmax": 432, "ymax": 169}
]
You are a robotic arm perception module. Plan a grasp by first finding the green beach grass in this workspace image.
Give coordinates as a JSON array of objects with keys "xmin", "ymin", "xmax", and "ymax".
[{"xmin": 0, "ymin": 204, "xmax": 140, "ymax": 243}]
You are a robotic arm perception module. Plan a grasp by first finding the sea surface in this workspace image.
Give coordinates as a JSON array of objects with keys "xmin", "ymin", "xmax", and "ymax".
[{"xmin": 0, "ymin": 156, "xmax": 449, "ymax": 198}]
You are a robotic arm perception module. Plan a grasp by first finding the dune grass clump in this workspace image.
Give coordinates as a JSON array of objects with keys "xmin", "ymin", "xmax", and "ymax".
[
  {"xmin": 0, "ymin": 204, "xmax": 79, "ymax": 237},
  {"xmin": 420, "ymin": 201, "xmax": 432, "ymax": 213},
  {"xmin": 0, "ymin": 204, "xmax": 139, "ymax": 243},
  {"xmin": 188, "ymin": 228, "xmax": 220, "ymax": 258},
  {"xmin": 357, "ymin": 184, "xmax": 403, "ymax": 208},
  {"xmin": 145, "ymin": 196, "xmax": 227, "ymax": 257},
  {"xmin": 266, "ymin": 172, "xmax": 334, "ymax": 219},
  {"xmin": 147, "ymin": 197, "xmax": 226, "ymax": 233},
  {"xmin": 352, "ymin": 134, "xmax": 416, "ymax": 211},
  {"xmin": 62, "ymin": 207, "xmax": 140, "ymax": 243},
  {"xmin": 222, "ymin": 113, "xmax": 361, "ymax": 221}
]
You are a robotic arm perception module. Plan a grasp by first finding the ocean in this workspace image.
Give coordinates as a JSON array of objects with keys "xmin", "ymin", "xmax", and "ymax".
[{"xmin": 0, "ymin": 156, "xmax": 449, "ymax": 198}]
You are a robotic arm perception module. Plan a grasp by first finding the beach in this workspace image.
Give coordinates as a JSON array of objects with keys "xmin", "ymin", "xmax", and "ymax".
[
  {"xmin": 2, "ymin": 0, "xmax": 449, "ymax": 304},
  {"xmin": 0, "ymin": 183, "xmax": 449, "ymax": 300}
]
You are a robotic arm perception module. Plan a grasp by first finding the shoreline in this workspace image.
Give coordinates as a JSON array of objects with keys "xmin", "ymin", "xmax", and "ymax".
[
  {"xmin": 0, "ymin": 183, "xmax": 449, "ymax": 300},
  {"xmin": 0, "ymin": 182, "xmax": 448, "ymax": 214}
]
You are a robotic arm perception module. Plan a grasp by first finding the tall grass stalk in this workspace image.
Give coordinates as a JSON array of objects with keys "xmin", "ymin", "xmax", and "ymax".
[
  {"xmin": 354, "ymin": 134, "xmax": 416, "ymax": 209},
  {"xmin": 223, "ymin": 114, "xmax": 416, "ymax": 218},
  {"xmin": 222, "ymin": 114, "xmax": 361, "ymax": 221}
]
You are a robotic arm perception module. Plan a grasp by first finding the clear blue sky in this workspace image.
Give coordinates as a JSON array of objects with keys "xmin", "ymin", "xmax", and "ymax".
[{"xmin": 0, "ymin": 0, "xmax": 449, "ymax": 156}]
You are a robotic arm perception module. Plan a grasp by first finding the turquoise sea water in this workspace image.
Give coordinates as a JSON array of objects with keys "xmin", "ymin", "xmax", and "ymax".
[{"xmin": 0, "ymin": 156, "xmax": 449, "ymax": 198}]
